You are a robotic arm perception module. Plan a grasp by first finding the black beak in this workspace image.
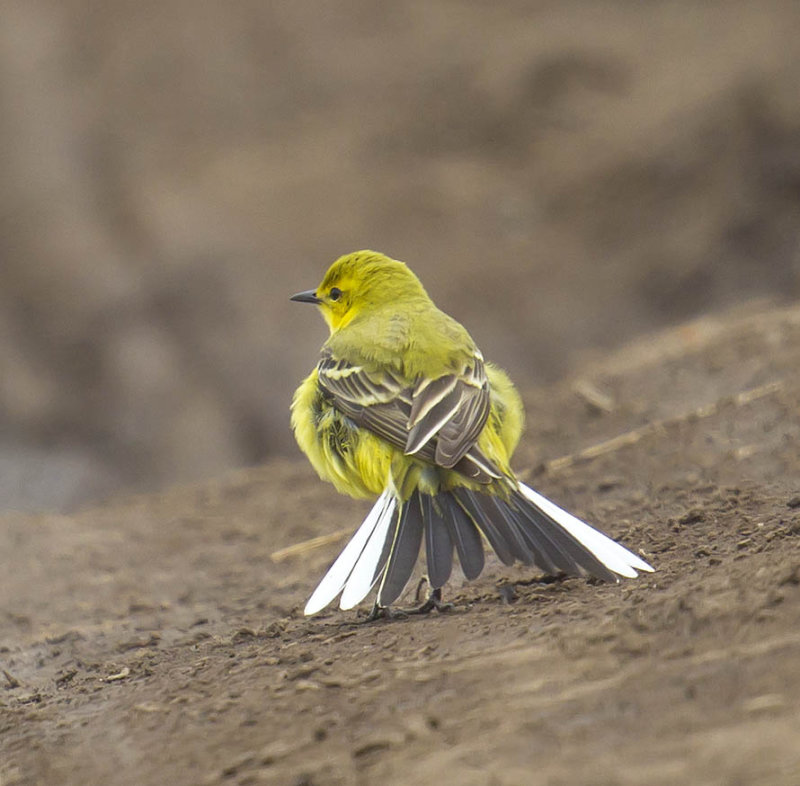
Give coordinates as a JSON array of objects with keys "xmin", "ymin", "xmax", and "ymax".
[{"xmin": 290, "ymin": 289, "xmax": 321, "ymax": 304}]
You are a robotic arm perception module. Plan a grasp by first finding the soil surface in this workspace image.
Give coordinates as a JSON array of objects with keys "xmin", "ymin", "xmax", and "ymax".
[{"xmin": 3, "ymin": 301, "xmax": 800, "ymax": 785}]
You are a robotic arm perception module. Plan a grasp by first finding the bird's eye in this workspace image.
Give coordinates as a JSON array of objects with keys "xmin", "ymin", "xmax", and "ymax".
[{"xmin": 329, "ymin": 287, "xmax": 342, "ymax": 301}]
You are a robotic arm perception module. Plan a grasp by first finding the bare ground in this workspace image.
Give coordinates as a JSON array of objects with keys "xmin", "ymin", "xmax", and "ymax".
[{"xmin": 3, "ymin": 300, "xmax": 800, "ymax": 786}]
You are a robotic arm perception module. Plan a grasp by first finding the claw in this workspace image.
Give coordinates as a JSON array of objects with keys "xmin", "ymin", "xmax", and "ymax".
[{"xmin": 363, "ymin": 587, "xmax": 453, "ymax": 622}]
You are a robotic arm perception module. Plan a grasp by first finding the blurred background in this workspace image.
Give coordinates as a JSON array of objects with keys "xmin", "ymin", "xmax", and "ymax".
[{"xmin": 2, "ymin": 0, "xmax": 799, "ymax": 512}]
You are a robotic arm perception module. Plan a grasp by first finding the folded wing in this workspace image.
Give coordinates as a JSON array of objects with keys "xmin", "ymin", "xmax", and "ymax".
[{"xmin": 317, "ymin": 350, "xmax": 500, "ymax": 482}]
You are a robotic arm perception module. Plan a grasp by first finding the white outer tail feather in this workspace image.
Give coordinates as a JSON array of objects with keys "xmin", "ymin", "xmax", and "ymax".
[
  {"xmin": 518, "ymin": 482, "xmax": 654, "ymax": 578},
  {"xmin": 339, "ymin": 494, "xmax": 396, "ymax": 609},
  {"xmin": 303, "ymin": 490, "xmax": 394, "ymax": 615},
  {"xmin": 304, "ymin": 484, "xmax": 653, "ymax": 615}
]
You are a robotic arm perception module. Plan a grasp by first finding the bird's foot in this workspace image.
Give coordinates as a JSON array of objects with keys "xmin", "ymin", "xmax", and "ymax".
[
  {"xmin": 363, "ymin": 587, "xmax": 453, "ymax": 622},
  {"xmin": 407, "ymin": 587, "xmax": 454, "ymax": 615},
  {"xmin": 364, "ymin": 602, "xmax": 407, "ymax": 622}
]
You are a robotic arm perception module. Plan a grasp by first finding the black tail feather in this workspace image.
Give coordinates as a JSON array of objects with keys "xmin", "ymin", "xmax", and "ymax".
[
  {"xmin": 507, "ymin": 503, "xmax": 569, "ymax": 575},
  {"xmin": 482, "ymin": 494, "xmax": 538, "ymax": 567},
  {"xmin": 421, "ymin": 495, "xmax": 454, "ymax": 589},
  {"xmin": 440, "ymin": 493, "xmax": 485, "ymax": 580},
  {"xmin": 507, "ymin": 492, "xmax": 588, "ymax": 575},
  {"xmin": 510, "ymin": 491, "xmax": 618, "ymax": 582},
  {"xmin": 373, "ymin": 484, "xmax": 623, "ymax": 609},
  {"xmin": 377, "ymin": 493, "xmax": 424, "ymax": 607},
  {"xmin": 452, "ymin": 488, "xmax": 516, "ymax": 566},
  {"xmin": 447, "ymin": 486, "xmax": 619, "ymax": 583}
]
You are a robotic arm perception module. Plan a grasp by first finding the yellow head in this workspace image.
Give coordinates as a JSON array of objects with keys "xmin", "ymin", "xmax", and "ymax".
[{"xmin": 290, "ymin": 250, "xmax": 428, "ymax": 332}]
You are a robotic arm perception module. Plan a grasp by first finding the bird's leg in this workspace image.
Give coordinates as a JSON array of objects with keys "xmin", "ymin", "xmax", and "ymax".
[
  {"xmin": 409, "ymin": 577, "xmax": 453, "ymax": 614},
  {"xmin": 408, "ymin": 586, "xmax": 454, "ymax": 615},
  {"xmin": 363, "ymin": 584, "xmax": 453, "ymax": 622},
  {"xmin": 413, "ymin": 577, "xmax": 429, "ymax": 604}
]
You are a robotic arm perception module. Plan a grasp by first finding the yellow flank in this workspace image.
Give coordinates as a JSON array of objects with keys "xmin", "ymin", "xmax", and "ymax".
[
  {"xmin": 291, "ymin": 368, "xmax": 395, "ymax": 498},
  {"xmin": 484, "ymin": 364, "xmax": 524, "ymax": 458},
  {"xmin": 290, "ymin": 250, "xmax": 526, "ymax": 502}
]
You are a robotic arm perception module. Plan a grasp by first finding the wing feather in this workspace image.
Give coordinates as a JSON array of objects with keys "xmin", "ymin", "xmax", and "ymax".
[
  {"xmin": 317, "ymin": 349, "xmax": 496, "ymax": 479},
  {"xmin": 405, "ymin": 386, "xmax": 465, "ymax": 456},
  {"xmin": 408, "ymin": 376, "xmax": 458, "ymax": 426}
]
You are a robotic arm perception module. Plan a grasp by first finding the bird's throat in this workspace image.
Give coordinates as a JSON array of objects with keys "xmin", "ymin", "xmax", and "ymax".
[{"xmin": 326, "ymin": 305, "xmax": 359, "ymax": 333}]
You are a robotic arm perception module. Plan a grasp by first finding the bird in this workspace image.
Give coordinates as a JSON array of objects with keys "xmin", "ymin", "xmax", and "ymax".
[{"xmin": 290, "ymin": 250, "xmax": 653, "ymax": 618}]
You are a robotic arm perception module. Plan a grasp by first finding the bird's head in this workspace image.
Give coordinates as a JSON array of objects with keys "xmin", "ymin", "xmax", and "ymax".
[{"xmin": 290, "ymin": 250, "xmax": 428, "ymax": 332}]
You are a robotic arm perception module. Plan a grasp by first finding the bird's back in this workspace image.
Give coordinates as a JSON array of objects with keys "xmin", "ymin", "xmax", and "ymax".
[{"xmin": 325, "ymin": 299, "xmax": 478, "ymax": 382}]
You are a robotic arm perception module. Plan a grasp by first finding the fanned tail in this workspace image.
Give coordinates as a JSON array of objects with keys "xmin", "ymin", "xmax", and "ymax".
[
  {"xmin": 516, "ymin": 482, "xmax": 653, "ymax": 578},
  {"xmin": 455, "ymin": 482, "xmax": 653, "ymax": 582},
  {"xmin": 304, "ymin": 483, "xmax": 652, "ymax": 615}
]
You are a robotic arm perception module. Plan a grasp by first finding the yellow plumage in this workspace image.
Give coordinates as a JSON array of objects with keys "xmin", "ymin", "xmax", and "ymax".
[{"xmin": 291, "ymin": 363, "xmax": 522, "ymax": 499}]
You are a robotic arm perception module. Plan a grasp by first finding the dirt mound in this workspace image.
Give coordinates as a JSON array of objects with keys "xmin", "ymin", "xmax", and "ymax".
[{"xmin": 2, "ymin": 301, "xmax": 800, "ymax": 785}]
